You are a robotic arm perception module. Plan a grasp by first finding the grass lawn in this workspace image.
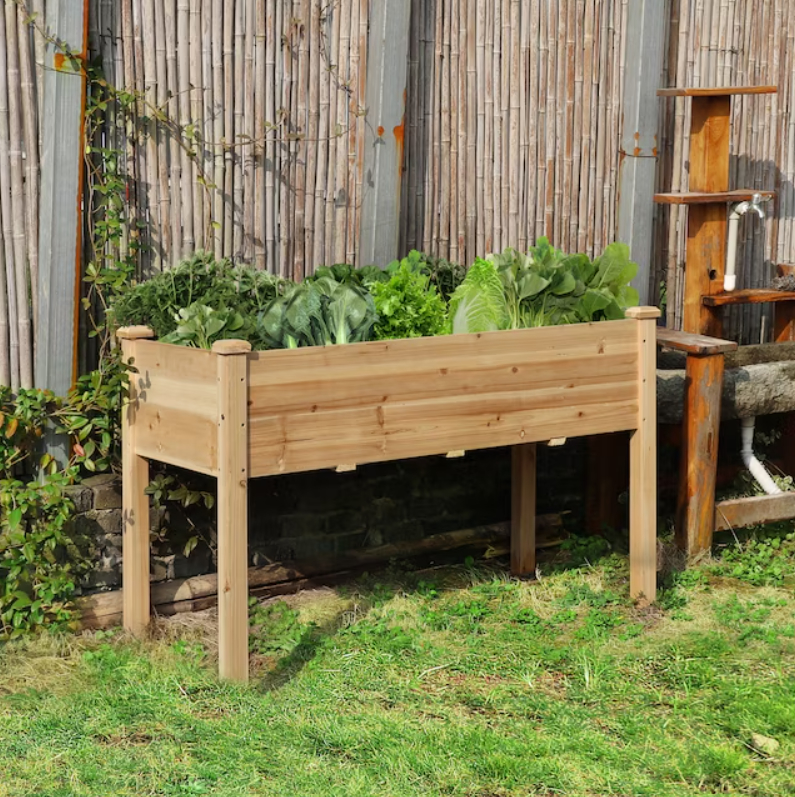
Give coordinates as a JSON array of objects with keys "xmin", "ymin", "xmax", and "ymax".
[{"xmin": 3, "ymin": 533, "xmax": 795, "ymax": 796}]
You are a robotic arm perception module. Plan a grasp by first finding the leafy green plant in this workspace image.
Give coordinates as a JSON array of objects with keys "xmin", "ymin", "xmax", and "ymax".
[
  {"xmin": 257, "ymin": 277, "xmax": 377, "ymax": 349},
  {"xmin": 160, "ymin": 303, "xmax": 247, "ymax": 349},
  {"xmin": 448, "ymin": 238, "xmax": 640, "ymax": 334},
  {"xmin": 109, "ymin": 252, "xmax": 285, "ymax": 338},
  {"xmin": 712, "ymin": 527, "xmax": 795, "ymax": 586},
  {"xmin": 370, "ymin": 260, "xmax": 448, "ymax": 340}
]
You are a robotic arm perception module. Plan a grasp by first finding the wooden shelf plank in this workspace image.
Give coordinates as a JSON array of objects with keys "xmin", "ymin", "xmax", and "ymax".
[
  {"xmin": 656, "ymin": 327, "xmax": 738, "ymax": 356},
  {"xmin": 654, "ymin": 190, "xmax": 775, "ymax": 205},
  {"xmin": 703, "ymin": 289, "xmax": 795, "ymax": 307},
  {"xmin": 715, "ymin": 493, "xmax": 795, "ymax": 532},
  {"xmin": 657, "ymin": 86, "xmax": 777, "ymax": 97}
]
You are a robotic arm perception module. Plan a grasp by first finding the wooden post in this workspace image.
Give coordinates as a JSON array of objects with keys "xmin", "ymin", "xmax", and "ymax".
[
  {"xmin": 213, "ymin": 339, "xmax": 251, "ymax": 682},
  {"xmin": 676, "ymin": 352, "xmax": 724, "ymax": 557},
  {"xmin": 683, "ymin": 96, "xmax": 730, "ymax": 336},
  {"xmin": 117, "ymin": 326, "xmax": 155, "ymax": 636},
  {"xmin": 511, "ymin": 443, "xmax": 537, "ymax": 577},
  {"xmin": 626, "ymin": 307, "xmax": 659, "ymax": 603}
]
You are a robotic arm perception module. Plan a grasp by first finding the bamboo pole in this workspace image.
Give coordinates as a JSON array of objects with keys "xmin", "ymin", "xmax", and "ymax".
[
  {"xmin": 211, "ymin": 0, "xmax": 223, "ymax": 258},
  {"xmin": 201, "ymin": 0, "xmax": 215, "ymax": 250},
  {"xmin": 312, "ymin": 0, "xmax": 329, "ymax": 270},
  {"xmin": 31, "ymin": 0, "xmax": 43, "ymax": 145},
  {"xmin": 141, "ymin": 0, "xmax": 162, "ymax": 271},
  {"xmin": 344, "ymin": 0, "xmax": 358, "ymax": 266},
  {"xmin": 570, "ymin": 0, "xmax": 583, "ymax": 252},
  {"xmin": 17, "ymin": 2, "xmax": 38, "ymax": 345},
  {"xmin": 0, "ymin": 6, "xmax": 20, "ymax": 389},
  {"xmin": 5, "ymin": 1, "xmax": 31, "ymax": 388},
  {"xmin": 302, "ymin": 0, "xmax": 318, "ymax": 272},
  {"xmin": 491, "ymin": 0, "xmax": 502, "ymax": 251},
  {"xmin": 354, "ymin": 0, "xmax": 368, "ymax": 264},
  {"xmin": 439, "ymin": 0, "xmax": 451, "ymax": 259},
  {"xmin": 279, "ymin": 0, "xmax": 292, "ymax": 275},
  {"xmin": 189, "ymin": 0, "xmax": 204, "ymax": 250},
  {"xmin": 561, "ymin": 0, "xmax": 575, "ymax": 252},
  {"xmin": 222, "ymin": 0, "xmax": 233, "ymax": 257},
  {"xmin": 242, "ymin": 0, "xmax": 255, "ymax": 262},
  {"xmin": 465, "ymin": 0, "xmax": 476, "ymax": 261},
  {"xmin": 325, "ymin": 0, "xmax": 340, "ymax": 264},
  {"xmin": 499, "ymin": 0, "xmax": 510, "ymax": 250},
  {"xmin": 177, "ymin": 0, "xmax": 194, "ymax": 255},
  {"xmin": 333, "ymin": 0, "xmax": 350, "ymax": 264},
  {"xmin": 474, "ymin": 0, "xmax": 485, "ymax": 256},
  {"xmin": 232, "ymin": 0, "xmax": 244, "ymax": 259},
  {"xmin": 456, "ymin": 0, "xmax": 467, "ymax": 261},
  {"xmin": 155, "ymin": 0, "xmax": 175, "ymax": 264},
  {"xmin": 543, "ymin": 0, "xmax": 556, "ymax": 241},
  {"xmin": 264, "ymin": 0, "xmax": 276, "ymax": 270},
  {"xmin": 422, "ymin": 0, "xmax": 435, "ymax": 253},
  {"xmin": 294, "ymin": 0, "xmax": 308, "ymax": 279},
  {"xmin": 527, "ymin": 0, "xmax": 540, "ymax": 248},
  {"xmin": 253, "ymin": 0, "xmax": 265, "ymax": 268}
]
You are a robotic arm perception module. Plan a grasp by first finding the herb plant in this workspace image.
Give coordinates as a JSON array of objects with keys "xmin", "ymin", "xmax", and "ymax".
[{"xmin": 370, "ymin": 260, "xmax": 448, "ymax": 340}]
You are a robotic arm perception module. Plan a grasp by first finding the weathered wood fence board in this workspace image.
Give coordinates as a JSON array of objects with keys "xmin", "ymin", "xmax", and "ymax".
[{"xmin": 6, "ymin": 1, "xmax": 795, "ymax": 388}]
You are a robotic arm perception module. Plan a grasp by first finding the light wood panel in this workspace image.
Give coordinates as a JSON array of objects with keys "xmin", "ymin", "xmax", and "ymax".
[
  {"xmin": 128, "ymin": 341, "xmax": 219, "ymax": 474},
  {"xmin": 247, "ymin": 322, "xmax": 641, "ymax": 477}
]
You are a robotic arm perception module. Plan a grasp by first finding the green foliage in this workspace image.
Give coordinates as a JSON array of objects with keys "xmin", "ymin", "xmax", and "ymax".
[
  {"xmin": 160, "ymin": 303, "xmax": 247, "ymax": 349},
  {"xmin": 370, "ymin": 260, "xmax": 448, "ymax": 340},
  {"xmin": 109, "ymin": 251, "xmax": 286, "ymax": 338},
  {"xmin": 713, "ymin": 526, "xmax": 795, "ymax": 586},
  {"xmin": 449, "ymin": 238, "xmax": 640, "ymax": 334},
  {"xmin": 448, "ymin": 257, "xmax": 508, "ymax": 333},
  {"xmin": 0, "ymin": 360, "xmax": 130, "ymax": 636},
  {"xmin": 257, "ymin": 277, "xmax": 377, "ymax": 348},
  {"xmin": 0, "ymin": 472, "xmax": 91, "ymax": 636},
  {"xmin": 248, "ymin": 599, "xmax": 311, "ymax": 655}
]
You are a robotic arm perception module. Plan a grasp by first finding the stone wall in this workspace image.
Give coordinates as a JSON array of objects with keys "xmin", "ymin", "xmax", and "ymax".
[{"xmin": 71, "ymin": 443, "xmax": 586, "ymax": 594}]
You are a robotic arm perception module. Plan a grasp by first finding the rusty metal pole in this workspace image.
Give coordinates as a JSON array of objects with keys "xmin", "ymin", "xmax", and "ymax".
[
  {"xmin": 35, "ymin": 0, "xmax": 90, "ymax": 465},
  {"xmin": 358, "ymin": 0, "xmax": 411, "ymax": 267},
  {"xmin": 617, "ymin": 0, "xmax": 666, "ymax": 305}
]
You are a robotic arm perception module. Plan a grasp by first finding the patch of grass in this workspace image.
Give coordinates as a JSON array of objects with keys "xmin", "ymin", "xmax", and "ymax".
[{"xmin": 2, "ymin": 550, "xmax": 795, "ymax": 796}]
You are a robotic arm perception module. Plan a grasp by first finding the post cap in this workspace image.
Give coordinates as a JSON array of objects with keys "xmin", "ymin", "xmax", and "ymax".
[
  {"xmin": 212, "ymin": 339, "xmax": 253, "ymax": 355},
  {"xmin": 625, "ymin": 306, "xmax": 661, "ymax": 320},
  {"xmin": 116, "ymin": 325, "xmax": 155, "ymax": 340}
]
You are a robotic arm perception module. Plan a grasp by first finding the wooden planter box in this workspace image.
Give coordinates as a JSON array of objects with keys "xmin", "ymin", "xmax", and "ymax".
[{"xmin": 118, "ymin": 306, "xmax": 659, "ymax": 681}]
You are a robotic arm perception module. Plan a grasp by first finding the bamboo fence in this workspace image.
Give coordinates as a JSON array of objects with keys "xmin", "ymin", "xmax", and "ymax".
[{"xmin": 5, "ymin": 0, "xmax": 795, "ymax": 388}]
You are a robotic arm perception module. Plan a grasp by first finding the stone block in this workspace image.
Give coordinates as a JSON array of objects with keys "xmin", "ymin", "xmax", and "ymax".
[
  {"xmin": 65, "ymin": 484, "xmax": 94, "ymax": 514},
  {"xmin": 151, "ymin": 555, "xmax": 175, "ymax": 583},
  {"xmin": 83, "ymin": 474, "xmax": 122, "ymax": 510}
]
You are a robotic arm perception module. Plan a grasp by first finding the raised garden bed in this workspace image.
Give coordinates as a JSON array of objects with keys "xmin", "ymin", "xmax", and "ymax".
[{"xmin": 118, "ymin": 306, "xmax": 660, "ymax": 681}]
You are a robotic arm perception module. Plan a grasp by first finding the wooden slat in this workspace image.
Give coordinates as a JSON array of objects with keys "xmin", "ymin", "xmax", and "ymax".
[
  {"xmin": 214, "ymin": 340, "xmax": 251, "ymax": 683},
  {"xmin": 715, "ymin": 493, "xmax": 795, "ymax": 532},
  {"xmin": 656, "ymin": 327, "xmax": 738, "ymax": 355},
  {"xmin": 250, "ymin": 388, "xmax": 638, "ymax": 478},
  {"xmin": 249, "ymin": 321, "xmax": 638, "ymax": 413},
  {"xmin": 653, "ymin": 189, "xmax": 775, "ymax": 205},
  {"xmin": 511, "ymin": 443, "xmax": 536, "ymax": 577},
  {"xmin": 657, "ymin": 85, "xmax": 777, "ymax": 97},
  {"xmin": 703, "ymin": 289, "xmax": 795, "ymax": 307}
]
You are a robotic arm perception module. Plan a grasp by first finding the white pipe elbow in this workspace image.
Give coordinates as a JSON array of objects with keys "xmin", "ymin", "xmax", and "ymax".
[{"xmin": 741, "ymin": 417, "xmax": 782, "ymax": 495}]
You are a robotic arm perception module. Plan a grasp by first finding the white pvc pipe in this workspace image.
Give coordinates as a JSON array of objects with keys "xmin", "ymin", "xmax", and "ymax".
[
  {"xmin": 724, "ymin": 206, "xmax": 741, "ymax": 292},
  {"xmin": 741, "ymin": 417, "xmax": 782, "ymax": 495}
]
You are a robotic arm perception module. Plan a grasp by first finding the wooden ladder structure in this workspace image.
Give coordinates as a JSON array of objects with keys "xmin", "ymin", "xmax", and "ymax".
[{"xmin": 655, "ymin": 85, "xmax": 795, "ymax": 557}]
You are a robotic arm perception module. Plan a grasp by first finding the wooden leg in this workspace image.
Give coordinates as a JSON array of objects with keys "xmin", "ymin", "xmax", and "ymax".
[
  {"xmin": 511, "ymin": 443, "xmax": 537, "ymax": 577},
  {"xmin": 585, "ymin": 432, "xmax": 629, "ymax": 534},
  {"xmin": 675, "ymin": 353, "xmax": 724, "ymax": 558},
  {"xmin": 214, "ymin": 340, "xmax": 251, "ymax": 682},
  {"xmin": 627, "ymin": 309, "xmax": 658, "ymax": 603},
  {"xmin": 122, "ymin": 453, "xmax": 150, "ymax": 635},
  {"xmin": 118, "ymin": 329, "xmax": 155, "ymax": 636}
]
